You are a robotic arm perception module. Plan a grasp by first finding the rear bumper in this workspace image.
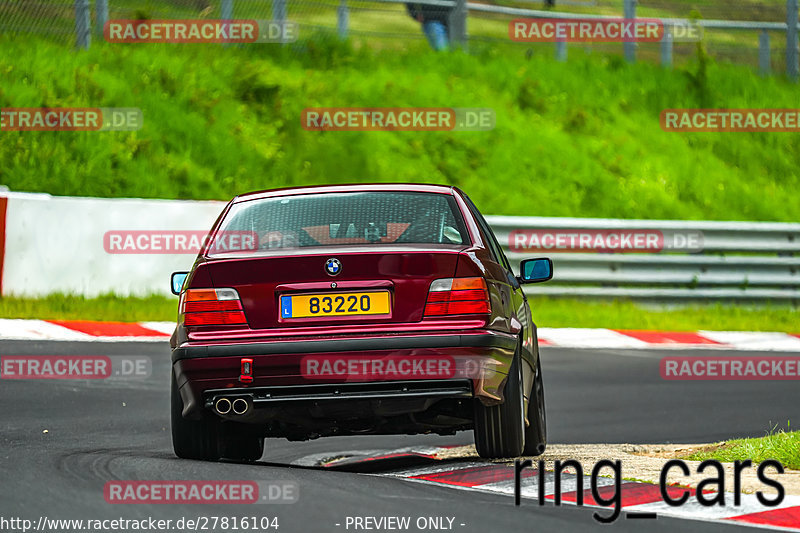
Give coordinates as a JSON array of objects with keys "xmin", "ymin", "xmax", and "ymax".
[
  {"xmin": 171, "ymin": 331, "xmax": 516, "ymax": 362},
  {"xmin": 173, "ymin": 330, "xmax": 517, "ymax": 419}
]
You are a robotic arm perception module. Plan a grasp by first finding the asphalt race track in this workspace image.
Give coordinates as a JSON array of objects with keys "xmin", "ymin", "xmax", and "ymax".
[{"xmin": 2, "ymin": 340, "xmax": 797, "ymax": 533}]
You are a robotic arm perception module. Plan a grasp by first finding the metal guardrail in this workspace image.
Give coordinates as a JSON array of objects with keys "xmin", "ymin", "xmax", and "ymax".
[
  {"xmin": 464, "ymin": 0, "xmax": 800, "ymax": 77},
  {"xmin": 331, "ymin": 0, "xmax": 800, "ymax": 77},
  {"xmin": 8, "ymin": 0, "xmax": 795, "ymax": 78},
  {"xmin": 486, "ymin": 215, "xmax": 800, "ymax": 302}
]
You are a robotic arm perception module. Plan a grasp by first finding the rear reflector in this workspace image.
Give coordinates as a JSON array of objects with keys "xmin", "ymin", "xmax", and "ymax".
[
  {"xmin": 184, "ymin": 300, "xmax": 241, "ymax": 313},
  {"xmin": 181, "ymin": 288, "xmax": 248, "ymax": 327},
  {"xmin": 426, "ymin": 289, "xmax": 486, "ymax": 303},
  {"xmin": 424, "ymin": 277, "xmax": 490, "ymax": 317}
]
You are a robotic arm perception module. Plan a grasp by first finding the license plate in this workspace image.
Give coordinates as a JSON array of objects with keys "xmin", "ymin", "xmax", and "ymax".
[{"xmin": 281, "ymin": 291, "xmax": 390, "ymax": 319}]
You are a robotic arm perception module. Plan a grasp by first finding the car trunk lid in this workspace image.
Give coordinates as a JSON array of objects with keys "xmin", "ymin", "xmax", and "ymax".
[{"xmin": 205, "ymin": 245, "xmax": 462, "ymax": 330}]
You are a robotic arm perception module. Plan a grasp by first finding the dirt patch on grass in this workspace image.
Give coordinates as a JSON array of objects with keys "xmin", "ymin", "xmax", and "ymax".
[
  {"xmin": 434, "ymin": 443, "xmax": 800, "ymax": 496},
  {"xmin": 640, "ymin": 442, "xmax": 734, "ymax": 459}
]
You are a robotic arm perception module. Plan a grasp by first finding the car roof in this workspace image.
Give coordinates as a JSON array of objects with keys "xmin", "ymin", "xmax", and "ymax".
[{"xmin": 232, "ymin": 183, "xmax": 457, "ymax": 203}]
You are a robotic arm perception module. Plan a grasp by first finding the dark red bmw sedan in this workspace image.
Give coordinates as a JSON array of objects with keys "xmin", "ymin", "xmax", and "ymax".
[{"xmin": 169, "ymin": 184, "xmax": 553, "ymax": 461}]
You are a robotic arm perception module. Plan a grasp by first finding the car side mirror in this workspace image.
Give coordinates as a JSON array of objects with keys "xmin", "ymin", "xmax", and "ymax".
[
  {"xmin": 171, "ymin": 272, "xmax": 189, "ymax": 295},
  {"xmin": 519, "ymin": 258, "xmax": 553, "ymax": 283}
]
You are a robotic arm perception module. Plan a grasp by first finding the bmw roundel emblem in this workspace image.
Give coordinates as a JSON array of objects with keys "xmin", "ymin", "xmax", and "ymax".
[{"xmin": 325, "ymin": 258, "xmax": 342, "ymax": 276}]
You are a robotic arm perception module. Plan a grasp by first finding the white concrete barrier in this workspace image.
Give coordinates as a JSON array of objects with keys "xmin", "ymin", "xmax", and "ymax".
[
  {"xmin": 0, "ymin": 191, "xmax": 226, "ymax": 297},
  {"xmin": 2, "ymin": 191, "xmax": 797, "ymax": 302}
]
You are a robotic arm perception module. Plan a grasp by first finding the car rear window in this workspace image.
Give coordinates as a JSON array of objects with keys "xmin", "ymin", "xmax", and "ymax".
[{"xmin": 209, "ymin": 191, "xmax": 470, "ymax": 255}]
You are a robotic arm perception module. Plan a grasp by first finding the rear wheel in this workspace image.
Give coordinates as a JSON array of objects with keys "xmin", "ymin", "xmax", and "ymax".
[
  {"xmin": 171, "ymin": 372, "xmax": 220, "ymax": 461},
  {"xmin": 473, "ymin": 346, "xmax": 526, "ymax": 459},
  {"xmin": 523, "ymin": 356, "xmax": 547, "ymax": 456}
]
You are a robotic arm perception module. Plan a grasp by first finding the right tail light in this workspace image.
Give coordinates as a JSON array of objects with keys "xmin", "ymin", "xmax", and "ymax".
[{"xmin": 423, "ymin": 277, "xmax": 491, "ymax": 317}]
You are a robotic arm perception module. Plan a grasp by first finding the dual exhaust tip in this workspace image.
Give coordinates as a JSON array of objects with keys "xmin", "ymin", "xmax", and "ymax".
[{"xmin": 214, "ymin": 397, "xmax": 249, "ymax": 415}]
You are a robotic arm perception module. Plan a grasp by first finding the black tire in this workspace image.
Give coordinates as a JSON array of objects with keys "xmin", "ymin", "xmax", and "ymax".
[
  {"xmin": 171, "ymin": 372, "xmax": 220, "ymax": 461},
  {"xmin": 522, "ymin": 356, "xmax": 547, "ymax": 456},
  {"xmin": 473, "ymin": 345, "xmax": 526, "ymax": 459},
  {"xmin": 219, "ymin": 428, "xmax": 265, "ymax": 462}
]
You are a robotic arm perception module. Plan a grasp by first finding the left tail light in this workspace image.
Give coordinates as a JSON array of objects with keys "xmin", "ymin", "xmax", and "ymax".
[{"xmin": 181, "ymin": 288, "xmax": 248, "ymax": 327}]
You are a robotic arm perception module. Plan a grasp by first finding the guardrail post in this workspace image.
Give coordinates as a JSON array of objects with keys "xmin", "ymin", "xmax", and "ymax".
[
  {"xmin": 660, "ymin": 25, "xmax": 673, "ymax": 68},
  {"xmin": 95, "ymin": 0, "xmax": 108, "ymax": 38},
  {"xmin": 759, "ymin": 30, "xmax": 771, "ymax": 75},
  {"xmin": 75, "ymin": 0, "xmax": 91, "ymax": 49},
  {"xmin": 623, "ymin": 0, "xmax": 636, "ymax": 63},
  {"xmin": 555, "ymin": 40, "xmax": 567, "ymax": 61},
  {"xmin": 222, "ymin": 0, "xmax": 233, "ymax": 20},
  {"xmin": 450, "ymin": 0, "xmax": 468, "ymax": 49},
  {"xmin": 787, "ymin": 0, "xmax": 799, "ymax": 80},
  {"xmin": 221, "ymin": 0, "xmax": 233, "ymax": 47},
  {"xmin": 272, "ymin": 0, "xmax": 287, "ymax": 44},
  {"xmin": 337, "ymin": 0, "xmax": 349, "ymax": 39},
  {"xmin": 273, "ymin": 0, "xmax": 287, "ymax": 26}
]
